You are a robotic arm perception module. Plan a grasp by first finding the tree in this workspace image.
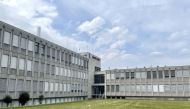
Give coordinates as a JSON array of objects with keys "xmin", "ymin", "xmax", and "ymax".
[
  {"xmin": 2, "ymin": 95, "xmax": 12, "ymax": 107},
  {"xmin": 38, "ymin": 95, "xmax": 44, "ymax": 104},
  {"xmin": 18, "ymin": 92, "xmax": 30, "ymax": 106}
]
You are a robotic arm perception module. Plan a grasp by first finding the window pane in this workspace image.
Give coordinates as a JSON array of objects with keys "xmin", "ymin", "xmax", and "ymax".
[
  {"xmin": 171, "ymin": 70, "xmax": 175, "ymax": 78},
  {"xmin": 17, "ymin": 79, "xmax": 24, "ymax": 91},
  {"xmin": 10, "ymin": 57, "xmax": 17, "ymax": 69},
  {"xmin": 13, "ymin": 35, "xmax": 19, "ymax": 47},
  {"xmin": 1, "ymin": 55, "xmax": 8, "ymax": 67},
  {"xmin": 27, "ymin": 60, "xmax": 32, "ymax": 71},
  {"xmin": 33, "ymin": 81, "xmax": 38, "ymax": 92},
  {"xmin": 28, "ymin": 40, "xmax": 33, "ymax": 51},
  {"xmin": 8, "ymin": 79, "xmax": 16, "ymax": 91},
  {"xmin": 0, "ymin": 78, "xmax": 7, "ymax": 91},
  {"xmin": 21, "ymin": 38, "xmax": 26, "ymax": 49},
  {"xmin": 3, "ymin": 31, "xmax": 10, "ymax": 44},
  {"xmin": 19, "ymin": 58, "xmax": 25, "ymax": 70}
]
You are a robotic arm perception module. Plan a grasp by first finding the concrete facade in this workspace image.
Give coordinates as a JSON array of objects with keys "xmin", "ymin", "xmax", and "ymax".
[{"xmin": 0, "ymin": 21, "xmax": 89, "ymax": 107}]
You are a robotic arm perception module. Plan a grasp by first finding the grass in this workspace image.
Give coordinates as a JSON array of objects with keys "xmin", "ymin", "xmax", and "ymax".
[{"xmin": 4, "ymin": 99, "xmax": 190, "ymax": 109}]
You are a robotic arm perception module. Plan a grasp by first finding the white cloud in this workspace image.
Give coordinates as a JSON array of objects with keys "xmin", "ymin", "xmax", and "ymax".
[
  {"xmin": 149, "ymin": 51, "xmax": 163, "ymax": 57},
  {"xmin": 77, "ymin": 16, "xmax": 105, "ymax": 35}
]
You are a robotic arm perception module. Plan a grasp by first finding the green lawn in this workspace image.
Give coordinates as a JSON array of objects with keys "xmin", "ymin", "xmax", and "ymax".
[{"xmin": 5, "ymin": 99, "xmax": 190, "ymax": 109}]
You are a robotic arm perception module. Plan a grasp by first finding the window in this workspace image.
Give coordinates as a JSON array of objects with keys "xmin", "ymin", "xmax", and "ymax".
[
  {"xmin": 135, "ymin": 72, "xmax": 141, "ymax": 78},
  {"xmin": 152, "ymin": 71, "xmax": 157, "ymax": 79},
  {"xmin": 3, "ymin": 31, "xmax": 10, "ymax": 44},
  {"xmin": 61, "ymin": 52, "xmax": 64, "ymax": 61},
  {"xmin": 55, "ymin": 83, "xmax": 58, "ymax": 92},
  {"xmin": 40, "ymin": 63, "xmax": 45, "ymax": 73},
  {"xmin": 111, "ymin": 85, "xmax": 114, "ymax": 92},
  {"xmin": 41, "ymin": 45, "xmax": 45, "ymax": 55},
  {"xmin": 158, "ymin": 71, "xmax": 163, "ymax": 79},
  {"xmin": 159, "ymin": 85, "xmax": 164, "ymax": 92},
  {"xmin": 13, "ymin": 35, "xmax": 19, "ymax": 47},
  {"xmin": 17, "ymin": 79, "xmax": 24, "ymax": 91},
  {"xmin": 47, "ymin": 46, "xmax": 51, "ymax": 56},
  {"xmin": 35, "ymin": 42, "xmax": 39, "ymax": 54},
  {"xmin": 0, "ymin": 78, "xmax": 7, "ymax": 91},
  {"xmin": 33, "ymin": 81, "xmax": 38, "ymax": 92},
  {"xmin": 46, "ymin": 64, "xmax": 50, "ymax": 74},
  {"xmin": 51, "ymin": 65, "xmax": 55, "ymax": 75},
  {"xmin": 52, "ymin": 48, "xmax": 55, "ymax": 58},
  {"xmin": 57, "ymin": 50, "xmax": 60, "ymax": 60},
  {"xmin": 176, "ymin": 70, "xmax": 183, "ymax": 77},
  {"xmin": 115, "ymin": 73, "xmax": 120, "ymax": 79},
  {"xmin": 27, "ymin": 60, "xmax": 32, "ymax": 71},
  {"xmin": 106, "ymin": 74, "xmax": 110, "ymax": 80},
  {"xmin": 153, "ymin": 85, "xmax": 158, "ymax": 92},
  {"xmin": 106, "ymin": 85, "xmax": 110, "ymax": 92},
  {"xmin": 28, "ymin": 40, "xmax": 33, "ymax": 51},
  {"xmin": 171, "ymin": 70, "xmax": 175, "ymax": 78},
  {"xmin": 21, "ymin": 38, "xmax": 26, "ymax": 49},
  {"xmin": 164, "ymin": 70, "xmax": 169, "ymax": 78},
  {"xmin": 8, "ymin": 79, "xmax": 16, "ymax": 91},
  {"xmin": 120, "ymin": 73, "xmax": 125, "ymax": 79},
  {"xmin": 147, "ymin": 71, "xmax": 151, "ymax": 79},
  {"xmin": 125, "ymin": 72, "xmax": 130, "ymax": 79},
  {"xmin": 111, "ymin": 73, "xmax": 115, "ymax": 79},
  {"xmin": 25, "ymin": 80, "xmax": 31, "ymax": 92},
  {"xmin": 39, "ymin": 81, "xmax": 43, "ymax": 92},
  {"xmin": 55, "ymin": 67, "xmax": 59, "ymax": 75},
  {"xmin": 116, "ymin": 85, "xmax": 119, "ymax": 92},
  {"xmin": 1, "ymin": 55, "xmax": 8, "ymax": 67},
  {"xmin": 141, "ymin": 72, "xmax": 146, "ymax": 78},
  {"xmin": 10, "ymin": 57, "xmax": 17, "ymax": 69},
  {"xmin": 19, "ymin": 58, "xmax": 25, "ymax": 70},
  {"xmin": 45, "ymin": 82, "xmax": 49, "ymax": 92},
  {"xmin": 131, "ymin": 72, "xmax": 135, "ymax": 79},
  {"xmin": 34, "ymin": 61, "xmax": 38, "ymax": 72},
  {"xmin": 183, "ymin": 70, "xmax": 189, "ymax": 77}
]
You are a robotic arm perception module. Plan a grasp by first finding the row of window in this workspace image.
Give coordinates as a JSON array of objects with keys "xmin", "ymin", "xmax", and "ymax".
[
  {"xmin": 106, "ymin": 84, "xmax": 190, "ymax": 93},
  {"xmin": 106, "ymin": 70, "xmax": 190, "ymax": 80},
  {"xmin": 2, "ymin": 31, "xmax": 87, "ymax": 67},
  {"xmin": 0, "ymin": 78, "xmax": 87, "ymax": 93},
  {"xmin": 1, "ymin": 54, "xmax": 88, "ymax": 79}
]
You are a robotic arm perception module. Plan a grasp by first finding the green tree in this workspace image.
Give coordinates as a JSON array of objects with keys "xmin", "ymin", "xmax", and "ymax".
[
  {"xmin": 18, "ymin": 92, "xmax": 30, "ymax": 106},
  {"xmin": 2, "ymin": 95, "xmax": 12, "ymax": 107},
  {"xmin": 38, "ymin": 95, "xmax": 44, "ymax": 104}
]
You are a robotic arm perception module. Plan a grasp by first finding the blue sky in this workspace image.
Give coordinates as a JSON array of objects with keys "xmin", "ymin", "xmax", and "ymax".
[{"xmin": 1, "ymin": 0, "xmax": 190, "ymax": 69}]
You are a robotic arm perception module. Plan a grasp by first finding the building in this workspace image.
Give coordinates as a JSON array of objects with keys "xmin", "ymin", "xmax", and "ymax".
[
  {"xmin": 1, "ymin": 21, "xmax": 190, "ymax": 108},
  {"xmin": 104, "ymin": 65, "xmax": 190, "ymax": 99},
  {"xmin": 0, "ymin": 21, "xmax": 91, "ymax": 107}
]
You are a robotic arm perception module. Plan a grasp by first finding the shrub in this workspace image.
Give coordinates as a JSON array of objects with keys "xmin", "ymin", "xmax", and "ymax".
[
  {"xmin": 2, "ymin": 95, "xmax": 12, "ymax": 107},
  {"xmin": 38, "ymin": 95, "xmax": 44, "ymax": 104},
  {"xmin": 18, "ymin": 92, "xmax": 30, "ymax": 106}
]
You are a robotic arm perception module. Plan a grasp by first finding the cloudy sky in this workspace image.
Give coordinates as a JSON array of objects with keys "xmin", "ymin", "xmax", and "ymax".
[{"xmin": 1, "ymin": 0, "xmax": 190, "ymax": 70}]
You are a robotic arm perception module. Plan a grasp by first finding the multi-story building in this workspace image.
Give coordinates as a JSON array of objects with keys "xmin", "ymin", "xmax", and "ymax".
[
  {"xmin": 0, "ymin": 21, "xmax": 90, "ymax": 107},
  {"xmin": 104, "ymin": 65, "xmax": 190, "ymax": 99},
  {"xmin": 1, "ymin": 21, "xmax": 190, "ymax": 108}
]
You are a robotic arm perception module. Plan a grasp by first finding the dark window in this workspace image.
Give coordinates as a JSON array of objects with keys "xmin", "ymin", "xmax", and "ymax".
[
  {"xmin": 41, "ymin": 45, "xmax": 45, "ymax": 55},
  {"xmin": 164, "ymin": 70, "xmax": 169, "ymax": 78},
  {"xmin": 106, "ymin": 85, "xmax": 110, "ymax": 92},
  {"xmin": 95, "ymin": 66, "xmax": 101, "ymax": 72},
  {"xmin": 152, "ymin": 71, "xmax": 157, "ymax": 79},
  {"xmin": 57, "ymin": 50, "xmax": 60, "ymax": 60},
  {"xmin": 171, "ymin": 70, "xmax": 175, "ymax": 78},
  {"xmin": 111, "ymin": 85, "xmax": 114, "ymax": 92},
  {"xmin": 46, "ymin": 64, "xmax": 50, "ymax": 74},
  {"xmin": 125, "ymin": 72, "xmax": 130, "ymax": 79},
  {"xmin": 47, "ymin": 46, "xmax": 50, "ymax": 57},
  {"xmin": 61, "ymin": 52, "xmax": 64, "ymax": 61},
  {"xmin": 52, "ymin": 48, "xmax": 55, "ymax": 58},
  {"xmin": 94, "ymin": 74, "xmax": 105, "ymax": 84},
  {"xmin": 147, "ymin": 71, "xmax": 151, "ymax": 79},
  {"xmin": 35, "ymin": 42, "xmax": 39, "ymax": 54},
  {"xmin": 115, "ymin": 73, "xmax": 120, "ymax": 79},
  {"xmin": 116, "ymin": 85, "xmax": 119, "ymax": 92},
  {"xmin": 131, "ymin": 72, "xmax": 135, "ymax": 79},
  {"xmin": 51, "ymin": 65, "xmax": 55, "ymax": 75},
  {"xmin": 158, "ymin": 71, "xmax": 163, "ymax": 79}
]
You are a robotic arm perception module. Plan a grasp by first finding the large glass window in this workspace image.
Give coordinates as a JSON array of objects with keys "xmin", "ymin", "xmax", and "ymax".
[
  {"xmin": 25, "ymin": 80, "xmax": 31, "ymax": 92},
  {"xmin": 183, "ymin": 70, "xmax": 190, "ymax": 77},
  {"xmin": 41, "ymin": 45, "xmax": 45, "ymax": 55},
  {"xmin": 27, "ymin": 60, "xmax": 32, "ymax": 71},
  {"xmin": 131, "ymin": 72, "xmax": 135, "ymax": 79},
  {"xmin": 125, "ymin": 72, "xmax": 130, "ymax": 79},
  {"xmin": 120, "ymin": 73, "xmax": 125, "ymax": 79},
  {"xmin": 19, "ymin": 59, "xmax": 25, "ymax": 70},
  {"xmin": 158, "ymin": 71, "xmax": 163, "ymax": 79},
  {"xmin": 10, "ymin": 57, "xmax": 17, "ymax": 69},
  {"xmin": 111, "ymin": 85, "xmax": 114, "ymax": 92},
  {"xmin": 21, "ymin": 38, "xmax": 26, "ymax": 49},
  {"xmin": 45, "ymin": 82, "xmax": 49, "ymax": 92},
  {"xmin": 34, "ymin": 61, "xmax": 38, "ymax": 72},
  {"xmin": 33, "ymin": 81, "xmax": 38, "ymax": 92},
  {"xmin": 164, "ymin": 70, "xmax": 169, "ymax": 78},
  {"xmin": 3, "ymin": 31, "xmax": 10, "ymax": 44},
  {"xmin": 8, "ymin": 79, "xmax": 16, "ymax": 91},
  {"xmin": 35, "ymin": 42, "xmax": 39, "ymax": 54},
  {"xmin": 1, "ymin": 55, "xmax": 9, "ymax": 67},
  {"xmin": 106, "ymin": 73, "xmax": 110, "ymax": 80},
  {"xmin": 152, "ymin": 71, "xmax": 157, "ymax": 79},
  {"xmin": 17, "ymin": 79, "xmax": 24, "ymax": 91},
  {"xmin": 28, "ymin": 40, "xmax": 33, "ymax": 51},
  {"xmin": 147, "ymin": 71, "xmax": 151, "ymax": 79},
  {"xmin": 135, "ymin": 72, "xmax": 141, "ymax": 78},
  {"xmin": 141, "ymin": 72, "xmax": 147, "ymax": 78},
  {"xmin": 171, "ymin": 70, "xmax": 175, "ymax": 78},
  {"xmin": 0, "ymin": 78, "xmax": 7, "ymax": 91},
  {"xmin": 13, "ymin": 35, "xmax": 19, "ymax": 47},
  {"xmin": 106, "ymin": 85, "xmax": 110, "ymax": 92},
  {"xmin": 176, "ymin": 70, "xmax": 183, "ymax": 77}
]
